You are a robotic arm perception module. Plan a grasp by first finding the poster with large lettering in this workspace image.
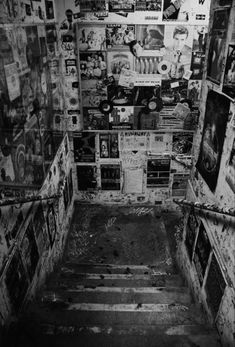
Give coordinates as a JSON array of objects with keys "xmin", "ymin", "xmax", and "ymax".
[{"xmin": 196, "ymin": 91, "xmax": 230, "ymax": 192}]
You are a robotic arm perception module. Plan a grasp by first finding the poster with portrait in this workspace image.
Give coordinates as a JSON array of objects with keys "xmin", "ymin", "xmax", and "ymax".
[
  {"xmin": 225, "ymin": 137, "xmax": 235, "ymax": 193},
  {"xmin": 185, "ymin": 208, "xmax": 199, "ymax": 260},
  {"xmin": 222, "ymin": 44, "xmax": 235, "ymax": 100},
  {"xmin": 109, "ymin": 106, "xmax": 134, "ymax": 130},
  {"xmin": 193, "ymin": 221, "xmax": 211, "ymax": 285},
  {"xmin": 196, "ymin": 90, "xmax": 230, "ymax": 192},
  {"xmin": 80, "ymin": 52, "xmax": 106, "ymax": 82},
  {"xmin": 163, "ymin": 25, "xmax": 193, "ymax": 80},
  {"xmin": 5, "ymin": 251, "xmax": 29, "ymax": 313},
  {"xmin": 107, "ymin": 51, "xmax": 134, "ymax": 80},
  {"xmin": 136, "ymin": 25, "xmax": 164, "ymax": 51},
  {"xmin": 192, "ymin": 25, "xmax": 208, "ymax": 53},
  {"xmin": 46, "ymin": 203, "xmax": 57, "ymax": 248},
  {"xmin": 20, "ymin": 221, "xmax": 39, "ymax": 280}
]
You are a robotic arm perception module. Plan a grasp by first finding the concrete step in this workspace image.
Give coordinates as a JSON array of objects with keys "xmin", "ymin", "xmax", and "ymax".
[
  {"xmin": 62, "ymin": 262, "xmax": 173, "ymax": 275},
  {"xmin": 11, "ymin": 323, "xmax": 221, "ymax": 347},
  {"xmin": 47, "ymin": 272, "xmax": 184, "ymax": 288},
  {"xmin": 40, "ymin": 286, "xmax": 191, "ymax": 305},
  {"xmin": 26, "ymin": 302, "xmax": 206, "ymax": 326}
]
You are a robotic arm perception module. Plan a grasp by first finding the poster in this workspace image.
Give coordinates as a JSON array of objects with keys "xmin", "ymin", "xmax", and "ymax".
[
  {"xmin": 136, "ymin": 1, "xmax": 162, "ymax": 11},
  {"xmin": 108, "ymin": 84, "xmax": 134, "ymax": 106},
  {"xmin": 107, "ymin": 51, "xmax": 134, "ymax": 80},
  {"xmin": 83, "ymin": 108, "xmax": 109, "ymax": 130},
  {"xmin": 225, "ymin": 137, "xmax": 235, "ymax": 193},
  {"xmin": 80, "ymin": 52, "xmax": 106, "ymax": 81},
  {"xmin": 163, "ymin": 25, "xmax": 193, "ymax": 80},
  {"xmin": 106, "ymin": 24, "xmax": 135, "ymax": 49},
  {"xmin": 185, "ymin": 208, "xmax": 198, "ymax": 260},
  {"xmin": 136, "ymin": 25, "xmax": 164, "ymax": 51},
  {"xmin": 77, "ymin": 165, "xmax": 97, "ymax": 190},
  {"xmin": 196, "ymin": 90, "xmax": 230, "ymax": 192},
  {"xmin": 109, "ymin": 0, "xmax": 135, "ymax": 12},
  {"xmin": 172, "ymin": 172, "xmax": 190, "ymax": 196},
  {"xmin": 124, "ymin": 168, "xmax": 143, "ymax": 193},
  {"xmin": 147, "ymin": 156, "xmax": 171, "ymax": 187},
  {"xmin": 222, "ymin": 45, "xmax": 235, "ymax": 99},
  {"xmin": 207, "ymin": 31, "xmax": 227, "ymax": 84},
  {"xmin": 101, "ymin": 164, "xmax": 120, "ymax": 190},
  {"xmin": 4, "ymin": 211, "xmax": 24, "ymax": 249},
  {"xmin": 120, "ymin": 131, "xmax": 149, "ymax": 151},
  {"xmin": 68, "ymin": 168, "xmax": 73, "ymax": 204},
  {"xmin": 4, "ymin": 63, "xmax": 20, "ymax": 101},
  {"xmin": 73, "ymin": 133, "xmax": 96, "ymax": 162},
  {"xmin": 163, "ymin": 0, "xmax": 194, "ymax": 22},
  {"xmin": 33, "ymin": 203, "xmax": 49, "ymax": 256},
  {"xmin": 5, "ymin": 251, "xmax": 29, "ymax": 313},
  {"xmin": 205, "ymin": 253, "xmax": 226, "ymax": 317},
  {"xmin": 161, "ymin": 80, "xmax": 188, "ymax": 105},
  {"xmin": 193, "ymin": 221, "xmax": 211, "ymax": 285},
  {"xmin": 82, "ymin": 84, "xmax": 107, "ymax": 107},
  {"xmin": 20, "ymin": 221, "xmax": 39, "ymax": 280},
  {"xmin": 100, "ymin": 133, "xmax": 119, "ymax": 158},
  {"xmin": 109, "ymin": 106, "xmax": 134, "ymax": 130},
  {"xmin": 172, "ymin": 133, "xmax": 193, "ymax": 155},
  {"xmin": 77, "ymin": 25, "xmax": 106, "ymax": 51},
  {"xmin": 46, "ymin": 203, "xmax": 57, "ymax": 248}
]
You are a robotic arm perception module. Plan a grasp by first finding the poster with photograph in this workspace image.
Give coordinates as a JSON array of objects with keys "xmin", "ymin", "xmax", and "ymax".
[
  {"xmin": 134, "ymin": 107, "xmax": 160, "ymax": 130},
  {"xmin": 136, "ymin": 0, "xmax": 162, "ymax": 11},
  {"xmin": 107, "ymin": 51, "xmax": 134, "ymax": 80},
  {"xmin": 187, "ymin": 80, "xmax": 201, "ymax": 105},
  {"xmin": 80, "ymin": 52, "xmax": 106, "ymax": 81},
  {"xmin": 20, "ymin": 222, "xmax": 39, "ymax": 280},
  {"xmin": 81, "ymin": 81, "xmax": 107, "ymax": 107},
  {"xmin": 196, "ymin": 90, "xmax": 230, "ymax": 192},
  {"xmin": 101, "ymin": 164, "xmax": 120, "ymax": 190},
  {"xmin": 106, "ymin": 24, "xmax": 135, "ymax": 49},
  {"xmin": 134, "ymin": 85, "xmax": 161, "ymax": 106},
  {"xmin": 147, "ymin": 157, "xmax": 171, "ymax": 187},
  {"xmin": 225, "ymin": 137, "xmax": 235, "ymax": 193},
  {"xmin": 83, "ymin": 107, "xmax": 109, "ymax": 130},
  {"xmin": 46, "ymin": 203, "xmax": 57, "ymax": 248},
  {"xmin": 109, "ymin": 0, "xmax": 135, "ymax": 12},
  {"xmin": 190, "ymin": 51, "xmax": 205, "ymax": 80},
  {"xmin": 161, "ymin": 80, "xmax": 188, "ymax": 106},
  {"xmin": 173, "ymin": 133, "xmax": 193, "ymax": 155},
  {"xmin": 100, "ymin": 133, "xmax": 119, "ymax": 158},
  {"xmin": 136, "ymin": 25, "xmax": 164, "ymax": 51},
  {"xmin": 109, "ymin": 106, "xmax": 134, "ymax": 130},
  {"xmin": 5, "ymin": 251, "xmax": 29, "ymax": 313},
  {"xmin": 77, "ymin": 165, "xmax": 97, "ymax": 190},
  {"xmin": 163, "ymin": 25, "xmax": 193, "ymax": 80},
  {"xmin": 192, "ymin": 25, "xmax": 208, "ymax": 53},
  {"xmin": 73, "ymin": 133, "xmax": 96, "ymax": 162},
  {"xmin": 205, "ymin": 253, "xmax": 226, "ymax": 318},
  {"xmin": 193, "ymin": 221, "xmax": 211, "ymax": 285},
  {"xmin": 79, "ymin": 0, "xmax": 107, "ymax": 13},
  {"xmin": 207, "ymin": 30, "xmax": 227, "ymax": 85},
  {"xmin": 108, "ymin": 84, "xmax": 134, "ymax": 106},
  {"xmin": 163, "ymin": 0, "xmax": 194, "ymax": 22},
  {"xmin": 185, "ymin": 208, "xmax": 198, "ymax": 260},
  {"xmin": 77, "ymin": 25, "xmax": 106, "ymax": 51},
  {"xmin": 222, "ymin": 45, "xmax": 235, "ymax": 99}
]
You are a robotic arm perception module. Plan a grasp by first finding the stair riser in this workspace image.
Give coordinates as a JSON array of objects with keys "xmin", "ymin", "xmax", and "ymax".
[{"xmin": 40, "ymin": 291, "xmax": 191, "ymax": 305}]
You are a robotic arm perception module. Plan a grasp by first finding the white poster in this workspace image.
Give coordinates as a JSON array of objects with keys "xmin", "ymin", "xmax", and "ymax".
[
  {"xmin": 4, "ymin": 63, "xmax": 21, "ymax": 101},
  {"xmin": 124, "ymin": 168, "xmax": 143, "ymax": 193}
]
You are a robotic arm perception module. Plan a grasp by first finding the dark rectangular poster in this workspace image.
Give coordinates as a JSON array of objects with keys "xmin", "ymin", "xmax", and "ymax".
[
  {"xmin": 193, "ymin": 221, "xmax": 211, "ymax": 285},
  {"xmin": 73, "ymin": 133, "xmax": 96, "ymax": 162},
  {"xmin": 196, "ymin": 90, "xmax": 230, "ymax": 192},
  {"xmin": 5, "ymin": 251, "xmax": 29, "ymax": 313},
  {"xmin": 100, "ymin": 133, "xmax": 119, "ymax": 158},
  {"xmin": 101, "ymin": 164, "xmax": 120, "ymax": 190},
  {"xmin": 185, "ymin": 208, "xmax": 199, "ymax": 260},
  {"xmin": 77, "ymin": 165, "xmax": 97, "ymax": 190},
  {"xmin": 222, "ymin": 44, "xmax": 235, "ymax": 100},
  {"xmin": 205, "ymin": 253, "xmax": 226, "ymax": 318}
]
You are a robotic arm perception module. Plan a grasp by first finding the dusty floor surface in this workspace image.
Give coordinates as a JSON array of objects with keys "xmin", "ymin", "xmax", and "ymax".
[{"xmin": 64, "ymin": 204, "xmax": 182, "ymax": 273}]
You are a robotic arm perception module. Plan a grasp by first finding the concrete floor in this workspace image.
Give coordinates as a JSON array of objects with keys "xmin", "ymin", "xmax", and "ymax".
[{"xmin": 63, "ymin": 203, "xmax": 181, "ymax": 273}]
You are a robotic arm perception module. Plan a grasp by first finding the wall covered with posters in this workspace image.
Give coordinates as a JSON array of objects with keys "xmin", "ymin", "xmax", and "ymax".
[
  {"xmin": 177, "ymin": 1, "xmax": 235, "ymax": 346},
  {"xmin": 54, "ymin": 0, "xmax": 211, "ymax": 203},
  {"xmin": 0, "ymin": 134, "xmax": 74, "ymax": 326}
]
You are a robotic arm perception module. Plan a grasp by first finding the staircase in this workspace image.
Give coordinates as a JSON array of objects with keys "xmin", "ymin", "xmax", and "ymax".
[{"xmin": 11, "ymin": 262, "xmax": 221, "ymax": 347}]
